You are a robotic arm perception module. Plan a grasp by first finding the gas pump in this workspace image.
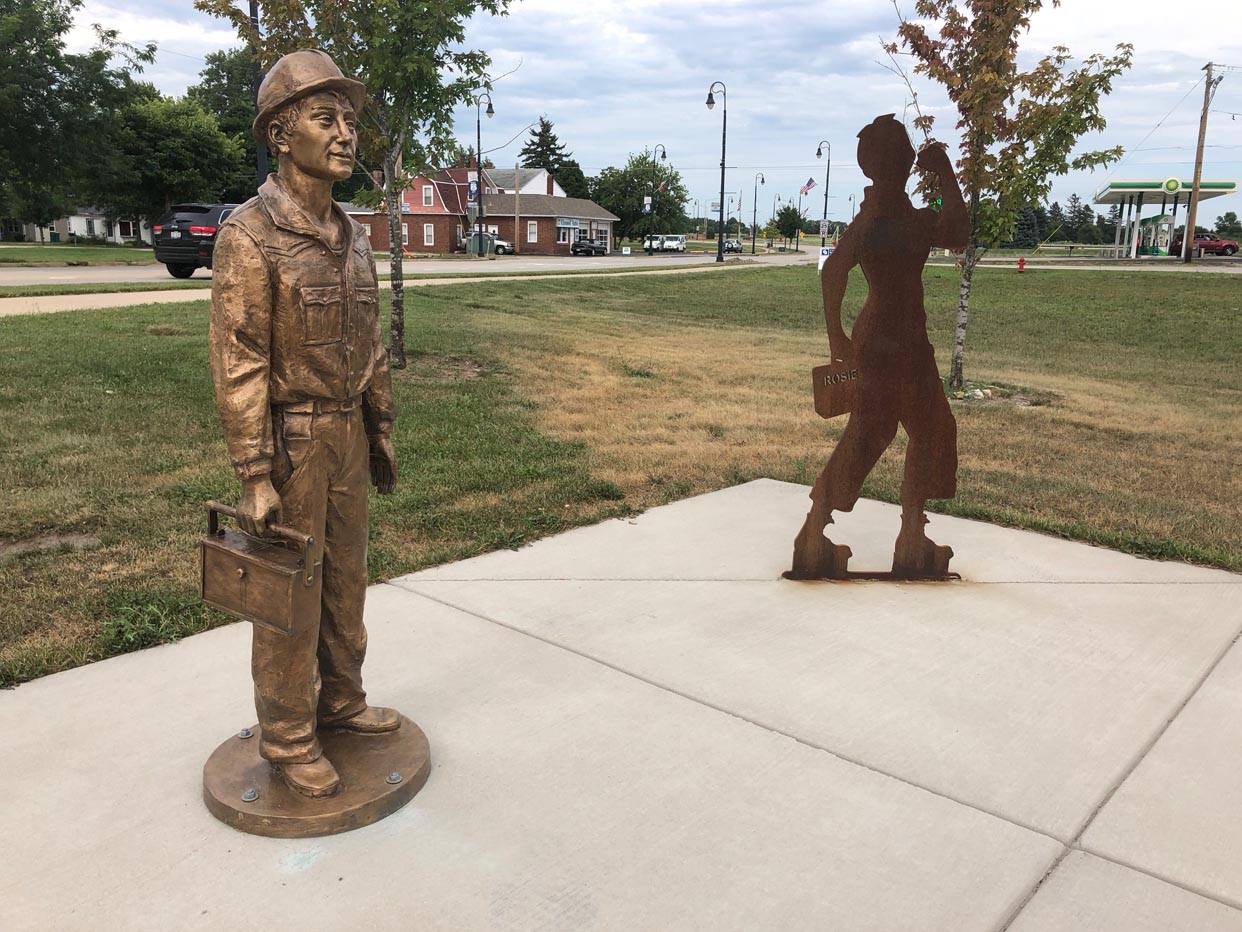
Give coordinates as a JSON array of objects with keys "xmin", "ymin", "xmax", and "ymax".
[{"xmin": 1137, "ymin": 214, "xmax": 1173, "ymax": 256}]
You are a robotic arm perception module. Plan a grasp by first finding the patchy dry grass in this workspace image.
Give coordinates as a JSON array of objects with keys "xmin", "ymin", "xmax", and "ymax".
[
  {"xmin": 415, "ymin": 265, "xmax": 1240, "ymax": 567},
  {"xmin": 1, "ymin": 265, "xmax": 1237, "ymax": 685}
]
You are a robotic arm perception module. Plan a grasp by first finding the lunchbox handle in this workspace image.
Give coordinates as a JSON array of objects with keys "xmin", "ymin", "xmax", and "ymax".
[{"xmin": 205, "ymin": 501, "xmax": 313, "ymax": 550}]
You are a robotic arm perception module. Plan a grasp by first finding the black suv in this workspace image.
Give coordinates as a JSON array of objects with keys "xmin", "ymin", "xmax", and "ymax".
[
  {"xmin": 570, "ymin": 238, "xmax": 608, "ymax": 256},
  {"xmin": 153, "ymin": 203, "xmax": 239, "ymax": 278}
]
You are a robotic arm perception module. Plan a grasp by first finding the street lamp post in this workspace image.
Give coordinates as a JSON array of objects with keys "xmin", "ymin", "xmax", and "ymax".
[
  {"xmin": 796, "ymin": 192, "xmax": 802, "ymax": 252},
  {"xmin": 816, "ymin": 140, "xmax": 831, "ymax": 247},
  {"xmin": 751, "ymin": 172, "xmax": 764, "ymax": 255},
  {"xmin": 647, "ymin": 144, "xmax": 667, "ymax": 255},
  {"xmin": 772, "ymin": 193, "xmax": 781, "ymax": 248},
  {"xmin": 473, "ymin": 92, "xmax": 494, "ymax": 258},
  {"xmin": 706, "ymin": 81, "xmax": 727, "ymax": 263},
  {"xmin": 849, "ymin": 193, "xmax": 856, "ymax": 223},
  {"xmin": 249, "ymin": 0, "xmax": 268, "ymax": 186}
]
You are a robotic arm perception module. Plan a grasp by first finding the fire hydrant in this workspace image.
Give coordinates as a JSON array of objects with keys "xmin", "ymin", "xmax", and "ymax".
[{"xmin": 1017, "ymin": 256, "xmax": 1026, "ymax": 273}]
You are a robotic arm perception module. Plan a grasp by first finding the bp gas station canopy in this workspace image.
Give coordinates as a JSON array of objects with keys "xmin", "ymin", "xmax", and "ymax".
[
  {"xmin": 1093, "ymin": 178, "xmax": 1237, "ymax": 205},
  {"xmin": 1093, "ymin": 178, "xmax": 1238, "ymax": 258}
]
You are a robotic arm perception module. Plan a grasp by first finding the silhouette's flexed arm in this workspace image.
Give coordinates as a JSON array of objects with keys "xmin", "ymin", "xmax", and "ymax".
[{"xmin": 917, "ymin": 144, "xmax": 968, "ymax": 251}]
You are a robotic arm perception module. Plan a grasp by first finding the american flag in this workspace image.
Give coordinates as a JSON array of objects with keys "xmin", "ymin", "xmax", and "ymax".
[
  {"xmin": 799, "ymin": 177, "xmax": 817, "ymax": 196},
  {"xmin": 657, "ymin": 179, "xmax": 667, "ymax": 192}
]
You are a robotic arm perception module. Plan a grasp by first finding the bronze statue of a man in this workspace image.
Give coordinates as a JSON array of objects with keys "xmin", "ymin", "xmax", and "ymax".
[
  {"xmin": 209, "ymin": 50, "xmax": 399, "ymax": 798},
  {"xmin": 789, "ymin": 114, "xmax": 968, "ymax": 580}
]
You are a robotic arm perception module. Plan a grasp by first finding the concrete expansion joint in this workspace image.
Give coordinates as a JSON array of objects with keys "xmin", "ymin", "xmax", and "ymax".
[
  {"xmin": 998, "ymin": 627, "xmax": 1242, "ymax": 928},
  {"xmin": 385, "ymin": 581, "xmax": 1069, "ymax": 845}
]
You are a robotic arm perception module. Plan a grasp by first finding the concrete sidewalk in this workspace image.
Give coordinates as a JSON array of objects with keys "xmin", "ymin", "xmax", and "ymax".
[
  {"xmin": 2, "ymin": 479, "xmax": 1240, "ymax": 931},
  {"xmin": 0, "ymin": 261, "xmax": 763, "ymax": 318}
]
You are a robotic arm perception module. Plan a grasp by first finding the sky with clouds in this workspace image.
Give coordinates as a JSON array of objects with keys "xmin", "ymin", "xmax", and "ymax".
[{"xmin": 66, "ymin": 0, "xmax": 1242, "ymax": 226}]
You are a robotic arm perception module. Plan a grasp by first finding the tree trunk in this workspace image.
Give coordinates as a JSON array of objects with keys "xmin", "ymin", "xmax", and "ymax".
[
  {"xmin": 384, "ymin": 147, "xmax": 407, "ymax": 369},
  {"xmin": 948, "ymin": 242, "xmax": 977, "ymax": 389}
]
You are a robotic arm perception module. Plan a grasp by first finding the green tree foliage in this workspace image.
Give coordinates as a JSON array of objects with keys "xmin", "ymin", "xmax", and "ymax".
[
  {"xmin": 518, "ymin": 116, "xmax": 570, "ymax": 171},
  {"xmin": 1215, "ymin": 212, "xmax": 1241, "ymax": 237},
  {"xmin": 775, "ymin": 203, "xmax": 803, "ymax": 241},
  {"xmin": 588, "ymin": 150, "xmax": 687, "ymax": 244},
  {"xmin": 1076, "ymin": 222, "xmax": 1102, "ymax": 244},
  {"xmin": 93, "ymin": 97, "xmax": 243, "ymax": 228},
  {"xmin": 195, "ymin": 0, "xmax": 512, "ymax": 368},
  {"xmin": 1013, "ymin": 207, "xmax": 1040, "ymax": 248},
  {"xmin": 892, "ymin": 0, "xmax": 1132, "ymax": 386},
  {"xmin": 1100, "ymin": 203, "xmax": 1120, "ymax": 241},
  {"xmin": 0, "ymin": 0, "xmax": 153, "ymax": 227},
  {"xmin": 1064, "ymin": 193, "xmax": 1096, "ymax": 241},
  {"xmin": 556, "ymin": 160, "xmax": 590, "ymax": 200},
  {"xmin": 1047, "ymin": 201, "xmax": 1066, "ymax": 240},
  {"xmin": 187, "ymin": 46, "xmax": 269, "ymax": 202},
  {"xmin": 518, "ymin": 117, "xmax": 590, "ymax": 199},
  {"xmin": 1032, "ymin": 203, "xmax": 1050, "ymax": 240}
]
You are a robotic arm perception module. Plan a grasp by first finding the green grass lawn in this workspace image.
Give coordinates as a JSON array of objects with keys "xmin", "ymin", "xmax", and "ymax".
[
  {"xmin": 0, "ymin": 243, "xmax": 158, "ymax": 265},
  {"xmin": 1, "ymin": 265, "xmax": 1237, "ymax": 687},
  {"xmin": 0, "ymin": 263, "xmax": 735, "ymax": 298}
]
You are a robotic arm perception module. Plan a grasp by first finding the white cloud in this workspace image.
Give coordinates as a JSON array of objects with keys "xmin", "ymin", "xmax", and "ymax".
[{"xmin": 68, "ymin": 0, "xmax": 1241, "ymax": 220}]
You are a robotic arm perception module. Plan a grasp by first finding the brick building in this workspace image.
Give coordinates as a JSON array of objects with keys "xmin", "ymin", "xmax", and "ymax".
[
  {"xmin": 347, "ymin": 162, "xmax": 616, "ymax": 256},
  {"xmin": 478, "ymin": 193, "xmax": 618, "ymax": 255}
]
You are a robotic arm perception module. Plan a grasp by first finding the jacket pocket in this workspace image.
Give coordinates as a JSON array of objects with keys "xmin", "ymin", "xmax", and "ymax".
[
  {"xmin": 355, "ymin": 284, "xmax": 378, "ymax": 312},
  {"xmin": 299, "ymin": 284, "xmax": 343, "ymax": 346}
]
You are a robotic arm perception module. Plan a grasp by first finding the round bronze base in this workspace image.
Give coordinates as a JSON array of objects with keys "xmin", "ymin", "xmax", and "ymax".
[{"xmin": 202, "ymin": 715, "xmax": 431, "ymax": 838}]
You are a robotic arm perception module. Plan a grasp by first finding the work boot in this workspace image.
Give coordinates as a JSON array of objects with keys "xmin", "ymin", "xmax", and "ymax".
[
  {"xmin": 786, "ymin": 513, "xmax": 852, "ymax": 580},
  {"xmin": 323, "ymin": 705, "xmax": 401, "ymax": 734},
  {"xmin": 892, "ymin": 512, "xmax": 953, "ymax": 579},
  {"xmin": 276, "ymin": 755, "xmax": 340, "ymax": 798}
]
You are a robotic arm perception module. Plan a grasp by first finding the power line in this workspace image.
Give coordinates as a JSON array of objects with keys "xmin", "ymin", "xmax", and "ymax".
[
  {"xmin": 1104, "ymin": 76, "xmax": 1204, "ymax": 181},
  {"xmin": 149, "ymin": 43, "xmax": 208, "ymax": 64}
]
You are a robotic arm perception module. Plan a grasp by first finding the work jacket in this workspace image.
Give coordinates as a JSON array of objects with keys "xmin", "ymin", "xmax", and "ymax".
[{"xmin": 210, "ymin": 174, "xmax": 396, "ymax": 480}]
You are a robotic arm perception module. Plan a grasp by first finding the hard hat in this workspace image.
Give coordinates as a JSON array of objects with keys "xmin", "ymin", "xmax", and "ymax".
[{"xmin": 252, "ymin": 49, "xmax": 365, "ymax": 142}]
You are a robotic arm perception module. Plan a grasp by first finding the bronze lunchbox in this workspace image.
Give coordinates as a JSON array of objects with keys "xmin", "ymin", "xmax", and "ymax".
[{"xmin": 200, "ymin": 501, "xmax": 321, "ymax": 635}]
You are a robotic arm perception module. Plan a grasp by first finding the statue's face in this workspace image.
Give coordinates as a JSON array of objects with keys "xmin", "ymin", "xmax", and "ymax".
[{"xmin": 274, "ymin": 91, "xmax": 358, "ymax": 182}]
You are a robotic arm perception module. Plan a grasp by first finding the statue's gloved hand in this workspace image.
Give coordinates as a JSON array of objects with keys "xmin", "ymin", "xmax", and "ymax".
[
  {"xmin": 369, "ymin": 436, "xmax": 397, "ymax": 495},
  {"xmin": 238, "ymin": 476, "xmax": 282, "ymax": 537}
]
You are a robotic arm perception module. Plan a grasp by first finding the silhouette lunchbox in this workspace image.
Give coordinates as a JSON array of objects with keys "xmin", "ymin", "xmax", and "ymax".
[
  {"xmin": 812, "ymin": 358, "xmax": 861, "ymax": 419},
  {"xmin": 199, "ymin": 501, "xmax": 321, "ymax": 635}
]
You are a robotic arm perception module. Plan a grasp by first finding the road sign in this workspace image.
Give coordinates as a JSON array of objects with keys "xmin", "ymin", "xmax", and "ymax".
[
  {"xmin": 819, "ymin": 220, "xmax": 829, "ymax": 236},
  {"xmin": 710, "ymin": 201, "xmax": 720, "ymax": 212}
]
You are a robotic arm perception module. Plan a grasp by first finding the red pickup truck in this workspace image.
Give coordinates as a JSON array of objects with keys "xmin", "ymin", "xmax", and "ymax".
[{"xmin": 1170, "ymin": 231, "xmax": 1239, "ymax": 256}]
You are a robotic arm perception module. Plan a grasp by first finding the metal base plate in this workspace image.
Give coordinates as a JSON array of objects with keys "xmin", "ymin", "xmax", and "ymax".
[{"xmin": 202, "ymin": 715, "xmax": 431, "ymax": 838}]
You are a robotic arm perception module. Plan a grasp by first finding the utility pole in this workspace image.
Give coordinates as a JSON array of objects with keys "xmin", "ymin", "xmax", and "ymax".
[{"xmin": 1183, "ymin": 62, "xmax": 1219, "ymax": 263}]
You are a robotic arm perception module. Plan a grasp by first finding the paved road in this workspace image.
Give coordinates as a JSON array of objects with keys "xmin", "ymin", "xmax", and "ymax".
[
  {"xmin": 0, "ymin": 249, "xmax": 811, "ymax": 286},
  {"xmin": 0, "ymin": 258, "xmax": 796, "ymax": 318}
]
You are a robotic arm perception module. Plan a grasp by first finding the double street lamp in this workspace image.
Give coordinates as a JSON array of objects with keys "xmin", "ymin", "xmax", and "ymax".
[
  {"xmin": 751, "ymin": 172, "xmax": 764, "ymax": 255},
  {"xmin": 647, "ymin": 144, "xmax": 667, "ymax": 255},
  {"xmin": 816, "ymin": 139, "xmax": 831, "ymax": 247},
  {"xmin": 474, "ymin": 91, "xmax": 494, "ymax": 258},
  {"xmin": 705, "ymin": 81, "xmax": 727, "ymax": 262}
]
